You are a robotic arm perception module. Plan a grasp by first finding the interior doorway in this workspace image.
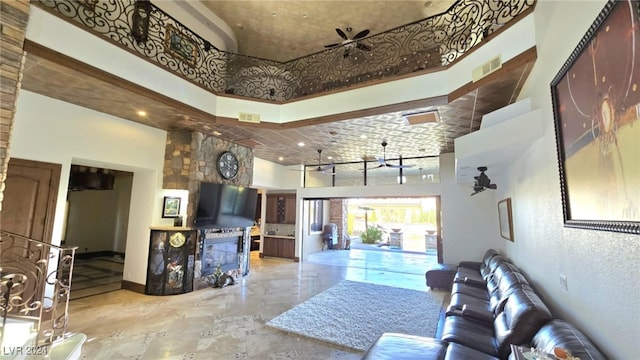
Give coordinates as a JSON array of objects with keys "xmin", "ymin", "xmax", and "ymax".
[{"xmin": 63, "ymin": 165, "xmax": 134, "ymax": 300}]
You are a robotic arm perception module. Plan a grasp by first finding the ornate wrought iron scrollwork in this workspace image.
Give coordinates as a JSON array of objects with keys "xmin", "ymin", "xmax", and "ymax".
[
  {"xmin": 34, "ymin": 0, "xmax": 534, "ymax": 101},
  {"xmin": 0, "ymin": 231, "xmax": 77, "ymax": 346}
]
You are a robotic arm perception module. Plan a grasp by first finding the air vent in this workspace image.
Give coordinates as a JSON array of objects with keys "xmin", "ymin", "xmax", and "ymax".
[
  {"xmin": 239, "ymin": 112, "xmax": 261, "ymax": 123},
  {"xmin": 404, "ymin": 110, "xmax": 440, "ymax": 125},
  {"xmin": 472, "ymin": 55, "xmax": 502, "ymax": 82}
]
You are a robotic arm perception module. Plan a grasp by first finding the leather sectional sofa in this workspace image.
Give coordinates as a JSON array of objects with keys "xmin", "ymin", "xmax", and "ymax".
[{"xmin": 362, "ymin": 249, "xmax": 607, "ymax": 360}]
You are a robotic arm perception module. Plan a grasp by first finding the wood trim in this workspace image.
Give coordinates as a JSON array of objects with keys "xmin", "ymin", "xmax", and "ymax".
[
  {"xmin": 448, "ymin": 46, "xmax": 537, "ymax": 102},
  {"xmin": 23, "ymin": 40, "xmax": 221, "ymax": 124},
  {"xmin": 121, "ymin": 280, "xmax": 145, "ymax": 294},
  {"xmin": 294, "ymin": 256, "xmax": 300, "ymax": 262},
  {"xmin": 258, "ymin": 252, "xmax": 264, "ymax": 258}
]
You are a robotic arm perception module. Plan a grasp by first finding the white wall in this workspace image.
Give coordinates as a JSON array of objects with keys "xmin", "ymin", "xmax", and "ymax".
[
  {"xmin": 11, "ymin": 91, "xmax": 167, "ymax": 285},
  {"xmin": 499, "ymin": 1, "xmax": 640, "ymax": 358}
]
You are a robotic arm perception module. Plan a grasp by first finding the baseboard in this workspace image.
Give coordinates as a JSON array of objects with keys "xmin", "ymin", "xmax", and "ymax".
[
  {"xmin": 75, "ymin": 250, "xmax": 125, "ymax": 260},
  {"xmin": 294, "ymin": 256, "xmax": 300, "ymax": 262},
  {"xmin": 121, "ymin": 280, "xmax": 145, "ymax": 294},
  {"xmin": 259, "ymin": 253, "xmax": 264, "ymax": 258}
]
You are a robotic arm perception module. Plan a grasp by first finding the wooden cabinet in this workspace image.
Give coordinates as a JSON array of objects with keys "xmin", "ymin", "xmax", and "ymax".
[
  {"xmin": 284, "ymin": 195, "xmax": 296, "ymax": 224},
  {"xmin": 262, "ymin": 236, "xmax": 295, "ymax": 259},
  {"xmin": 266, "ymin": 194, "xmax": 296, "ymax": 224},
  {"xmin": 265, "ymin": 196, "xmax": 279, "ymax": 224}
]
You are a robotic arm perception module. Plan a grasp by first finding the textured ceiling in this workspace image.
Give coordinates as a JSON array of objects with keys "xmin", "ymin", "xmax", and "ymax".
[
  {"xmin": 200, "ymin": 1, "xmax": 456, "ymax": 62},
  {"xmin": 21, "ymin": 41, "xmax": 535, "ymax": 171}
]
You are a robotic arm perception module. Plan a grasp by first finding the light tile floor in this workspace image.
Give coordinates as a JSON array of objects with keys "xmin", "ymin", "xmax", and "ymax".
[{"xmin": 67, "ymin": 249, "xmax": 444, "ymax": 359}]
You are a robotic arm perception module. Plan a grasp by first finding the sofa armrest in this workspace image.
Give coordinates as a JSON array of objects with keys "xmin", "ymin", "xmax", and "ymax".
[{"xmin": 461, "ymin": 304, "xmax": 494, "ymax": 324}]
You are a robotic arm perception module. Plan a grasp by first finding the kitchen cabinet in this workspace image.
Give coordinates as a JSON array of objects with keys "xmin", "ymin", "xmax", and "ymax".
[
  {"xmin": 262, "ymin": 236, "xmax": 295, "ymax": 260},
  {"xmin": 266, "ymin": 194, "xmax": 296, "ymax": 224}
]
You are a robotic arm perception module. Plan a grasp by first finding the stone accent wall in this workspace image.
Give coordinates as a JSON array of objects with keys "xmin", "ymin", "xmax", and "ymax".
[
  {"xmin": 329, "ymin": 198, "xmax": 347, "ymax": 249},
  {"xmin": 0, "ymin": 0, "xmax": 30, "ymax": 212},
  {"xmin": 163, "ymin": 131, "xmax": 254, "ymax": 225}
]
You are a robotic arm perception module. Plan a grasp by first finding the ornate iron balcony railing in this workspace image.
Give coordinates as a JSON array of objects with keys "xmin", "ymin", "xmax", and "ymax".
[
  {"xmin": 0, "ymin": 231, "xmax": 77, "ymax": 348},
  {"xmin": 34, "ymin": 0, "xmax": 534, "ymax": 101}
]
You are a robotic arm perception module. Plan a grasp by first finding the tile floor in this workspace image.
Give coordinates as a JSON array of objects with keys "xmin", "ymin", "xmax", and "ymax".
[
  {"xmin": 67, "ymin": 249, "xmax": 443, "ymax": 359},
  {"xmin": 71, "ymin": 257, "xmax": 124, "ymax": 300}
]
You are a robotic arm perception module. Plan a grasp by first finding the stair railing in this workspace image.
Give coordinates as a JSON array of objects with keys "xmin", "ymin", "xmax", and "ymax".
[{"xmin": 0, "ymin": 230, "xmax": 78, "ymax": 347}]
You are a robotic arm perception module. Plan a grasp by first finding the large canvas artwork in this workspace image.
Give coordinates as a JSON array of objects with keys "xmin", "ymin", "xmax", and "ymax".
[{"xmin": 551, "ymin": 0, "xmax": 639, "ymax": 234}]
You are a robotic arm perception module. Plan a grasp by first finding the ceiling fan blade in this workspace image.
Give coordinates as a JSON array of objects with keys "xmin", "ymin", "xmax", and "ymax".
[
  {"xmin": 343, "ymin": 49, "xmax": 350, "ymax": 58},
  {"xmin": 387, "ymin": 163, "xmax": 415, "ymax": 169},
  {"xmin": 356, "ymin": 43, "xmax": 371, "ymax": 51},
  {"xmin": 487, "ymin": 184, "xmax": 498, "ymax": 190},
  {"xmin": 320, "ymin": 163, "xmax": 335, "ymax": 171},
  {"xmin": 325, "ymin": 43, "xmax": 341, "ymax": 48},
  {"xmin": 335, "ymin": 28, "xmax": 348, "ymax": 40},
  {"xmin": 353, "ymin": 29, "xmax": 370, "ymax": 40}
]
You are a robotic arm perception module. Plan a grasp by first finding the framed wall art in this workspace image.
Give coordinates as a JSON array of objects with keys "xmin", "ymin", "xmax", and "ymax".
[
  {"xmin": 165, "ymin": 24, "xmax": 198, "ymax": 66},
  {"xmin": 498, "ymin": 198, "xmax": 514, "ymax": 241},
  {"xmin": 162, "ymin": 196, "xmax": 181, "ymax": 218},
  {"xmin": 550, "ymin": 0, "xmax": 639, "ymax": 234}
]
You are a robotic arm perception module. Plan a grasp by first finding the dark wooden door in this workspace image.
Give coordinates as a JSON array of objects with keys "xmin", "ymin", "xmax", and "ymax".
[{"xmin": 1, "ymin": 158, "xmax": 61, "ymax": 243}]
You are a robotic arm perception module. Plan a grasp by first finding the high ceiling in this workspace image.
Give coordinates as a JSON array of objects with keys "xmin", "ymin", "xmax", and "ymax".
[
  {"xmin": 20, "ymin": 1, "xmax": 536, "ymax": 177},
  {"xmin": 200, "ymin": 1, "xmax": 456, "ymax": 62}
]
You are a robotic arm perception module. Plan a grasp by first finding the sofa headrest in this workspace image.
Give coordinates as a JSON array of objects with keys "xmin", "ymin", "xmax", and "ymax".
[
  {"xmin": 494, "ymin": 287, "xmax": 553, "ymax": 358},
  {"xmin": 533, "ymin": 319, "xmax": 608, "ymax": 360},
  {"xmin": 482, "ymin": 249, "xmax": 499, "ymax": 264}
]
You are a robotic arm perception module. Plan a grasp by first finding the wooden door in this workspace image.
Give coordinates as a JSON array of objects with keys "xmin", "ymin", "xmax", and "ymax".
[{"xmin": 1, "ymin": 158, "xmax": 61, "ymax": 243}]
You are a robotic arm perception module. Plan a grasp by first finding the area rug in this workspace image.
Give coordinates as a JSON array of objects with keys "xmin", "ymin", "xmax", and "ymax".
[{"xmin": 266, "ymin": 280, "xmax": 444, "ymax": 351}]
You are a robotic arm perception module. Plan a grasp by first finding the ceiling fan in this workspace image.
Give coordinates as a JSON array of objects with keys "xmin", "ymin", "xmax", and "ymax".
[
  {"xmin": 290, "ymin": 149, "xmax": 335, "ymax": 175},
  {"xmin": 324, "ymin": 27, "xmax": 372, "ymax": 58},
  {"xmin": 471, "ymin": 166, "xmax": 497, "ymax": 196},
  {"xmin": 371, "ymin": 140, "xmax": 415, "ymax": 169}
]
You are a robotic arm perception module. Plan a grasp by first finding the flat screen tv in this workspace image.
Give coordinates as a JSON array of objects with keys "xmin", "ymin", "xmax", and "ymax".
[{"xmin": 195, "ymin": 183, "xmax": 258, "ymax": 229}]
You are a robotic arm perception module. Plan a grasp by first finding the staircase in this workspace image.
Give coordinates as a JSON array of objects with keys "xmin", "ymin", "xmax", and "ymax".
[{"xmin": 0, "ymin": 231, "xmax": 85, "ymax": 359}]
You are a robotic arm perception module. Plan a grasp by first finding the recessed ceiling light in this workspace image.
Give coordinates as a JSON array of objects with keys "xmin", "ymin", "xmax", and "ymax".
[
  {"xmin": 302, "ymin": 13, "xmax": 308, "ymax": 19},
  {"xmin": 213, "ymin": 130, "xmax": 222, "ymax": 136},
  {"xmin": 327, "ymin": 156, "xmax": 333, "ymax": 160},
  {"xmin": 360, "ymin": 135, "xmax": 367, "ymax": 139},
  {"xmin": 298, "ymin": 142, "xmax": 305, "ymax": 147},
  {"xmin": 278, "ymin": 156, "xmax": 284, "ymax": 161},
  {"xmin": 137, "ymin": 110, "xmax": 146, "ymax": 117},
  {"xmin": 271, "ymin": 11, "xmax": 277, "ymax": 17}
]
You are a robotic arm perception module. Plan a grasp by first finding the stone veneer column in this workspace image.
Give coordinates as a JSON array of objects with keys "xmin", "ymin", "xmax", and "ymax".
[
  {"xmin": 0, "ymin": 0, "xmax": 30, "ymax": 212},
  {"xmin": 163, "ymin": 131, "xmax": 254, "ymax": 226}
]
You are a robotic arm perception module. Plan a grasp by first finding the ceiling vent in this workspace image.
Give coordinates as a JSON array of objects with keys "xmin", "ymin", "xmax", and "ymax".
[
  {"xmin": 238, "ymin": 112, "xmax": 261, "ymax": 123},
  {"xmin": 472, "ymin": 55, "xmax": 502, "ymax": 82},
  {"xmin": 403, "ymin": 110, "xmax": 440, "ymax": 125}
]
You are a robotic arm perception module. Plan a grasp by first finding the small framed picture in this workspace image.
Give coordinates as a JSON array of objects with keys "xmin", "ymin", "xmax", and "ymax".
[
  {"xmin": 498, "ymin": 198, "xmax": 514, "ymax": 242},
  {"xmin": 162, "ymin": 196, "xmax": 181, "ymax": 218}
]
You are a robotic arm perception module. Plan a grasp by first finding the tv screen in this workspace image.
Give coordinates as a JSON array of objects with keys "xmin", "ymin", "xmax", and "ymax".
[{"xmin": 195, "ymin": 183, "xmax": 258, "ymax": 228}]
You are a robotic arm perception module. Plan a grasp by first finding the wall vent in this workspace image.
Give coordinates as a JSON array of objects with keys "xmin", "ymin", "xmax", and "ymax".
[
  {"xmin": 239, "ymin": 112, "xmax": 261, "ymax": 123},
  {"xmin": 472, "ymin": 55, "xmax": 502, "ymax": 82}
]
